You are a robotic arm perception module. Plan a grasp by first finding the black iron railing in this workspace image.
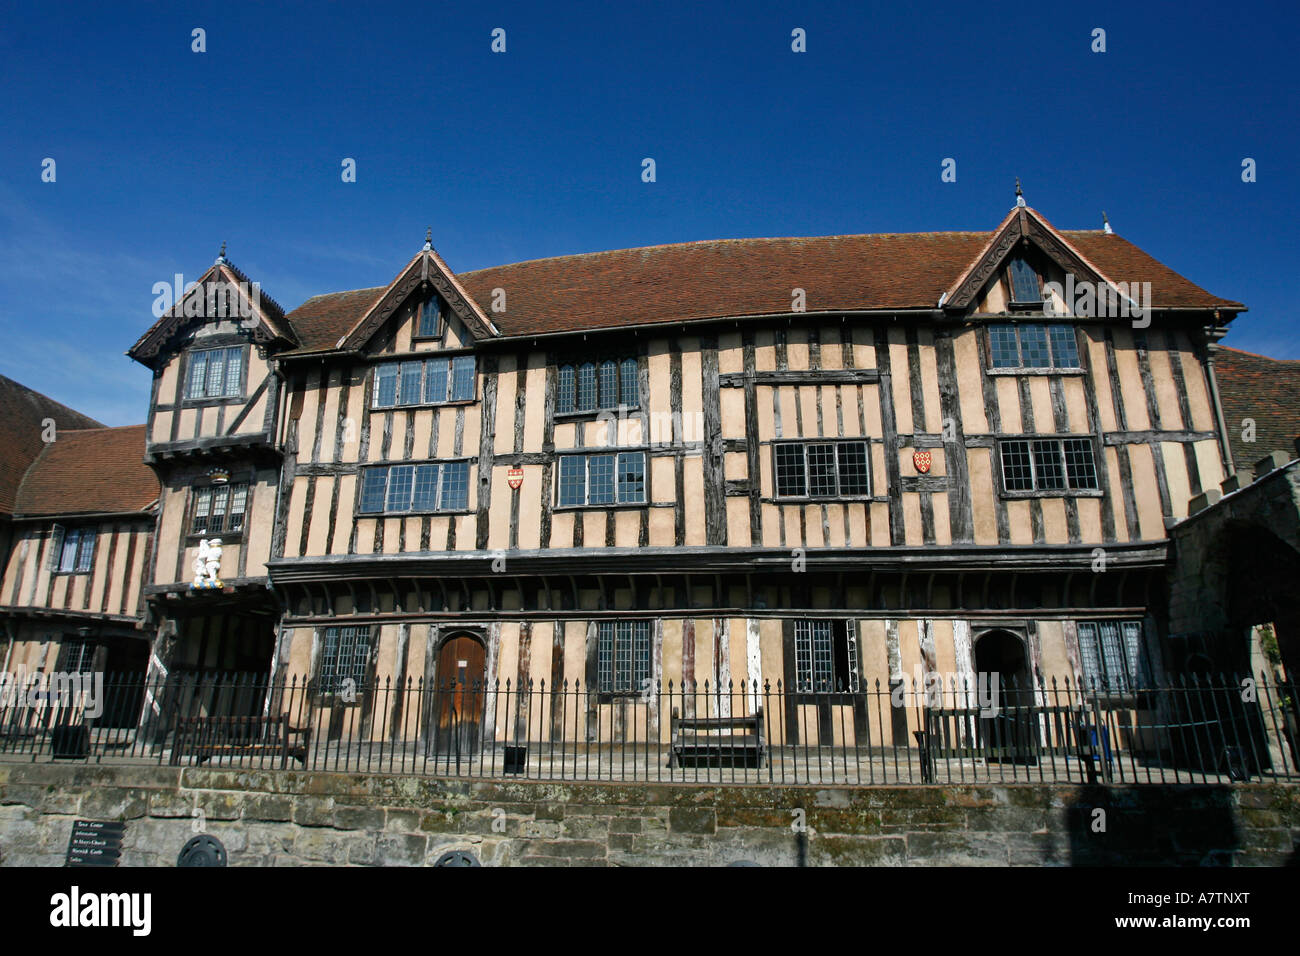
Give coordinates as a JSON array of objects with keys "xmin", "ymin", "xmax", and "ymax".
[{"xmin": 0, "ymin": 670, "xmax": 1297, "ymax": 786}]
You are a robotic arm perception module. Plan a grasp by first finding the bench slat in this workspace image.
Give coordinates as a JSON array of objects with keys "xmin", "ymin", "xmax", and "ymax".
[
  {"xmin": 668, "ymin": 706, "xmax": 765, "ymax": 769},
  {"xmin": 171, "ymin": 714, "xmax": 310, "ymax": 768}
]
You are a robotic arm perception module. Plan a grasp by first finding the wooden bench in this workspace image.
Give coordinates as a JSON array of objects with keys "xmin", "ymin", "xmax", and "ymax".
[
  {"xmin": 914, "ymin": 704, "xmax": 1052, "ymax": 779},
  {"xmin": 170, "ymin": 714, "xmax": 311, "ymax": 768},
  {"xmin": 669, "ymin": 706, "xmax": 765, "ymax": 768}
]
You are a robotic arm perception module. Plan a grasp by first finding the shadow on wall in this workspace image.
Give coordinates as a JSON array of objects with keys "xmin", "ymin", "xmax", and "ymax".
[{"xmin": 1067, "ymin": 787, "xmax": 1240, "ymax": 865}]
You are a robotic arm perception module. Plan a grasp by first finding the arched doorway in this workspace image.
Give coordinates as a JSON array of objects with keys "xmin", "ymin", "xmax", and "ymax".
[
  {"xmin": 432, "ymin": 633, "xmax": 486, "ymax": 759},
  {"xmin": 1208, "ymin": 524, "xmax": 1298, "ymax": 774},
  {"xmin": 973, "ymin": 629, "xmax": 1037, "ymax": 764}
]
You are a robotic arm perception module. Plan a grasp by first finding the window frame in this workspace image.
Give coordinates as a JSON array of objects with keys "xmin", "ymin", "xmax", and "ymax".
[
  {"xmin": 56, "ymin": 637, "xmax": 98, "ymax": 675},
  {"xmin": 595, "ymin": 620, "xmax": 653, "ymax": 697},
  {"xmin": 790, "ymin": 619, "xmax": 860, "ymax": 695},
  {"xmin": 1076, "ymin": 620, "xmax": 1150, "ymax": 696},
  {"xmin": 370, "ymin": 355, "xmax": 477, "ymax": 410},
  {"xmin": 356, "ymin": 460, "xmax": 473, "ymax": 515},
  {"xmin": 315, "ymin": 625, "xmax": 375, "ymax": 698},
  {"xmin": 554, "ymin": 451, "xmax": 648, "ymax": 509},
  {"xmin": 1007, "ymin": 257, "xmax": 1043, "ymax": 306},
  {"xmin": 997, "ymin": 436, "xmax": 1100, "ymax": 497},
  {"xmin": 183, "ymin": 345, "xmax": 247, "ymax": 403},
  {"xmin": 413, "ymin": 292, "xmax": 446, "ymax": 340},
  {"xmin": 188, "ymin": 479, "xmax": 251, "ymax": 539},
  {"xmin": 53, "ymin": 527, "xmax": 96, "ymax": 575},
  {"xmin": 985, "ymin": 323, "xmax": 1083, "ymax": 373},
  {"xmin": 554, "ymin": 355, "xmax": 642, "ymax": 418},
  {"xmin": 771, "ymin": 440, "xmax": 872, "ymax": 501}
]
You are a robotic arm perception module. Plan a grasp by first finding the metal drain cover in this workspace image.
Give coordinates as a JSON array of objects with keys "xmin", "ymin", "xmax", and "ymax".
[
  {"xmin": 433, "ymin": 850, "xmax": 481, "ymax": 867},
  {"xmin": 178, "ymin": 835, "xmax": 227, "ymax": 867}
]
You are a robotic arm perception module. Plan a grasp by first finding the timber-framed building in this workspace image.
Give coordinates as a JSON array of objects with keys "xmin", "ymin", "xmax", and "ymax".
[{"xmin": 7, "ymin": 199, "xmax": 1294, "ymax": 752}]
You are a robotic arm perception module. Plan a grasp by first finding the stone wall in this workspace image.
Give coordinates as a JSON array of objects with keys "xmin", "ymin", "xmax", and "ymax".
[
  {"xmin": 1166, "ymin": 457, "xmax": 1300, "ymax": 677},
  {"xmin": 1, "ymin": 763, "xmax": 1296, "ymax": 866}
]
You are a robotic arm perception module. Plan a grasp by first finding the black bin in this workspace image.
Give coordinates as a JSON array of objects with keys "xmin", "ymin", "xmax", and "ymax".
[{"xmin": 51, "ymin": 724, "xmax": 91, "ymax": 759}]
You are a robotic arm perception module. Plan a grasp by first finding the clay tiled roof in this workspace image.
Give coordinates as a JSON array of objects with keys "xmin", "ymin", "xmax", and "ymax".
[
  {"xmin": 0, "ymin": 375, "xmax": 104, "ymax": 516},
  {"xmin": 13, "ymin": 424, "xmax": 158, "ymax": 517},
  {"xmin": 458, "ymin": 232, "xmax": 982, "ymax": 336},
  {"xmin": 284, "ymin": 286, "xmax": 386, "ymax": 354},
  {"xmin": 1214, "ymin": 347, "xmax": 1300, "ymax": 470},
  {"xmin": 281, "ymin": 228, "xmax": 1242, "ymax": 354},
  {"xmin": 1068, "ymin": 233, "xmax": 1242, "ymax": 311}
]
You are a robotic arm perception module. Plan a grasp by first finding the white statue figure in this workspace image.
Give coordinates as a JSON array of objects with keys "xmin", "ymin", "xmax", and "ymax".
[{"xmin": 192, "ymin": 538, "xmax": 224, "ymax": 588}]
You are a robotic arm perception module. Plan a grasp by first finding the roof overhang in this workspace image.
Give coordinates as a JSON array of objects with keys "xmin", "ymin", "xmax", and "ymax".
[{"xmin": 268, "ymin": 541, "xmax": 1169, "ymax": 583}]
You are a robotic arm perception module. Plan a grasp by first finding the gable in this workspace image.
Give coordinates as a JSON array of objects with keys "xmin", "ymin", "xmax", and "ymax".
[
  {"xmin": 129, "ymin": 261, "xmax": 295, "ymax": 368},
  {"xmin": 944, "ymin": 207, "xmax": 1114, "ymax": 311},
  {"xmin": 341, "ymin": 248, "xmax": 497, "ymax": 355}
]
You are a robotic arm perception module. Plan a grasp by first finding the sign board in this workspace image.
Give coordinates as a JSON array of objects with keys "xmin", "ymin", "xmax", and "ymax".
[
  {"xmin": 507, "ymin": 467, "xmax": 524, "ymax": 490},
  {"xmin": 66, "ymin": 820, "xmax": 125, "ymax": 867}
]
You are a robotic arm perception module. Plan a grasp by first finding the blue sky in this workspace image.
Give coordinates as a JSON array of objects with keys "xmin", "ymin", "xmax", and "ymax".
[{"xmin": 1, "ymin": 0, "xmax": 1296, "ymax": 425}]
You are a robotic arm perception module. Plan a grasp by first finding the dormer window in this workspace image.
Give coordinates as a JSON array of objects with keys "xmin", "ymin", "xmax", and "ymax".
[
  {"xmin": 1008, "ymin": 258, "xmax": 1042, "ymax": 305},
  {"xmin": 185, "ymin": 346, "xmax": 244, "ymax": 400},
  {"xmin": 416, "ymin": 293, "xmax": 445, "ymax": 338}
]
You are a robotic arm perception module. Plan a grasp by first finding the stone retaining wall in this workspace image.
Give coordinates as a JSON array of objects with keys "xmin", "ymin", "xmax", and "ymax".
[{"xmin": 1, "ymin": 763, "xmax": 1296, "ymax": 866}]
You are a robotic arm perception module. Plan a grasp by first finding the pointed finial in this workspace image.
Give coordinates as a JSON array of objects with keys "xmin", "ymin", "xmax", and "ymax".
[
  {"xmin": 423, "ymin": 227, "xmax": 432, "ymax": 251},
  {"xmin": 1102, "ymin": 210, "xmax": 1112, "ymax": 235},
  {"xmin": 1014, "ymin": 177, "xmax": 1026, "ymax": 207},
  {"xmin": 216, "ymin": 240, "xmax": 227, "ymax": 264}
]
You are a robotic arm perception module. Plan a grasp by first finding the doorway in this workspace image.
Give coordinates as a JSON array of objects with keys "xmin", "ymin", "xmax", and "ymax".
[
  {"xmin": 434, "ymin": 633, "xmax": 486, "ymax": 757},
  {"xmin": 101, "ymin": 637, "xmax": 149, "ymax": 729},
  {"xmin": 973, "ymin": 629, "xmax": 1037, "ymax": 764}
]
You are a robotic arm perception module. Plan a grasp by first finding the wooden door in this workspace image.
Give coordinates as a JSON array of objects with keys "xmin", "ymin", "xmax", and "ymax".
[{"xmin": 436, "ymin": 636, "xmax": 486, "ymax": 755}]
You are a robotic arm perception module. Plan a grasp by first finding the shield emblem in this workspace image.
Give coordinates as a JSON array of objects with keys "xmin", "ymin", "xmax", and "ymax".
[
  {"xmin": 913, "ymin": 450, "xmax": 932, "ymax": 474},
  {"xmin": 507, "ymin": 467, "xmax": 523, "ymax": 490}
]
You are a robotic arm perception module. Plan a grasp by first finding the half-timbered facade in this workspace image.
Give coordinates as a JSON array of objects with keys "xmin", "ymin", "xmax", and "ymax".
[
  {"xmin": 126, "ymin": 256, "xmax": 293, "ymax": 680},
  {"xmin": 0, "ymin": 425, "xmax": 158, "ymax": 690},
  {"xmin": 6, "ymin": 200, "xmax": 1258, "ymax": 752}
]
